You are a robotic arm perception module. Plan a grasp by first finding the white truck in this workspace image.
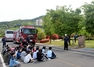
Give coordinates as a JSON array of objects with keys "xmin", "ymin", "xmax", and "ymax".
[{"xmin": 5, "ymin": 30, "xmax": 14, "ymax": 41}]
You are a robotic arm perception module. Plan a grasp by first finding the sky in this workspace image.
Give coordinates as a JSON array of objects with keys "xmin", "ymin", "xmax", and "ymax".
[{"xmin": 0, "ymin": 0, "xmax": 93, "ymax": 22}]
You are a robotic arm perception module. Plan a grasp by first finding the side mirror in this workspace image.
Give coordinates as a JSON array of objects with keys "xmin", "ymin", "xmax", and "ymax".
[{"xmin": 21, "ymin": 29, "xmax": 23, "ymax": 33}]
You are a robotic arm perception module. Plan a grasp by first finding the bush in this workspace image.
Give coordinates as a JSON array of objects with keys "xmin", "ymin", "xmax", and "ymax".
[
  {"xmin": 37, "ymin": 28, "xmax": 46, "ymax": 40},
  {"xmin": 40, "ymin": 39, "xmax": 49, "ymax": 43},
  {"xmin": 46, "ymin": 35, "xmax": 50, "ymax": 39},
  {"xmin": 37, "ymin": 32, "xmax": 46, "ymax": 40},
  {"xmin": 58, "ymin": 36, "xmax": 63, "ymax": 39},
  {"xmin": 52, "ymin": 34, "xmax": 59, "ymax": 40}
]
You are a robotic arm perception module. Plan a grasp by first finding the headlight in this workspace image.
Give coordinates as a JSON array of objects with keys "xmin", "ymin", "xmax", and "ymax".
[{"xmin": 30, "ymin": 40, "xmax": 32, "ymax": 41}]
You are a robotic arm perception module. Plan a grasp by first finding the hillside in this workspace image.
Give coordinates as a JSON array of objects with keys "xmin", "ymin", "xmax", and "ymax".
[{"xmin": 0, "ymin": 15, "xmax": 44, "ymax": 37}]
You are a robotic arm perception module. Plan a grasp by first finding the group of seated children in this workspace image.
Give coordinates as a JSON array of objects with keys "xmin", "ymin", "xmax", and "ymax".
[{"xmin": 2, "ymin": 44, "xmax": 56, "ymax": 67}]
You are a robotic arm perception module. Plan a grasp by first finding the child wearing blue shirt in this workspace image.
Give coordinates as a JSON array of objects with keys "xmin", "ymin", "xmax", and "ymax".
[{"xmin": 9, "ymin": 52, "xmax": 21, "ymax": 67}]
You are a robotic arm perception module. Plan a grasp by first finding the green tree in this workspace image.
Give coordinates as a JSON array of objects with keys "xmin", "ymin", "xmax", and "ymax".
[
  {"xmin": 43, "ymin": 10, "xmax": 55, "ymax": 43},
  {"xmin": 43, "ymin": 6, "xmax": 84, "ymax": 44},
  {"xmin": 43, "ymin": 12, "xmax": 55, "ymax": 36},
  {"xmin": 43, "ymin": 6, "xmax": 84, "ymax": 36},
  {"xmin": 82, "ymin": 1, "xmax": 94, "ymax": 35}
]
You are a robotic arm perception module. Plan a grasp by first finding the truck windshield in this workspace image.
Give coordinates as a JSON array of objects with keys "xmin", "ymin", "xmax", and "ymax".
[
  {"xmin": 6, "ymin": 31, "xmax": 13, "ymax": 34},
  {"xmin": 23, "ymin": 28, "xmax": 37, "ymax": 34}
]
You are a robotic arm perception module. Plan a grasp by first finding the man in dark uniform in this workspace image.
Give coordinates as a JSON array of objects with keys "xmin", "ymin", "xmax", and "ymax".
[
  {"xmin": 64, "ymin": 34, "xmax": 69, "ymax": 50},
  {"xmin": 2, "ymin": 36, "xmax": 6, "ymax": 48},
  {"xmin": 26, "ymin": 36, "xmax": 30, "ymax": 45}
]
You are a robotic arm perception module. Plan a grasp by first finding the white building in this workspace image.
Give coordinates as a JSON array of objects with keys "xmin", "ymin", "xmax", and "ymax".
[{"xmin": 36, "ymin": 19, "xmax": 43, "ymax": 26}]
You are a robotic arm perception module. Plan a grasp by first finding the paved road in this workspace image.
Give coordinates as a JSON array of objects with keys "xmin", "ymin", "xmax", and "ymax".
[{"xmin": 0, "ymin": 41, "xmax": 94, "ymax": 67}]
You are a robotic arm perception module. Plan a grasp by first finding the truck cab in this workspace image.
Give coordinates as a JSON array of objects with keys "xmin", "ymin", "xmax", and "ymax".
[{"xmin": 13, "ymin": 26, "xmax": 38, "ymax": 45}]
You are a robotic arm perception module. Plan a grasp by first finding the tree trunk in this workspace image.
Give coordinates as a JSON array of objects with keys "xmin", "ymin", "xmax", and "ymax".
[{"xmin": 50, "ymin": 33, "xmax": 51, "ymax": 43}]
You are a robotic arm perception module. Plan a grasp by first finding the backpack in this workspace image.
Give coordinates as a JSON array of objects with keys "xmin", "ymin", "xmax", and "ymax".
[{"xmin": 52, "ymin": 51, "xmax": 56, "ymax": 59}]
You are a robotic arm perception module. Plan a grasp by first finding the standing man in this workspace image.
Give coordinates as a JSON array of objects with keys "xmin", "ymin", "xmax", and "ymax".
[
  {"xmin": 64, "ymin": 34, "xmax": 69, "ymax": 50},
  {"xmin": 2, "ymin": 36, "xmax": 6, "ymax": 48},
  {"xmin": 26, "ymin": 36, "xmax": 30, "ymax": 45}
]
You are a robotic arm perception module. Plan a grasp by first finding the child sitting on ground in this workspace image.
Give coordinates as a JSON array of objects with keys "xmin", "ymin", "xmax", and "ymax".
[
  {"xmin": 24, "ymin": 50, "xmax": 34, "ymax": 63},
  {"xmin": 47, "ymin": 47, "xmax": 56, "ymax": 59},
  {"xmin": 9, "ymin": 52, "xmax": 21, "ymax": 67},
  {"xmin": 37, "ymin": 49, "xmax": 44, "ymax": 61}
]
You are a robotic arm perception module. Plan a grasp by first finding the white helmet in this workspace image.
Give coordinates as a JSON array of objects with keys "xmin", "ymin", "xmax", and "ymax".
[{"xmin": 65, "ymin": 34, "xmax": 67, "ymax": 36}]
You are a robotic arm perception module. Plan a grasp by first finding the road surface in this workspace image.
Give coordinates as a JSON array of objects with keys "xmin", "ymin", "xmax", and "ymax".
[{"xmin": 0, "ymin": 41, "xmax": 94, "ymax": 67}]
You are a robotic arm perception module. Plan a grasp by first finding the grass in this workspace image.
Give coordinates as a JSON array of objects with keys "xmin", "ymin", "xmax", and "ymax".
[
  {"xmin": 85, "ymin": 40, "xmax": 94, "ymax": 48},
  {"xmin": 44, "ymin": 40, "xmax": 94, "ymax": 48}
]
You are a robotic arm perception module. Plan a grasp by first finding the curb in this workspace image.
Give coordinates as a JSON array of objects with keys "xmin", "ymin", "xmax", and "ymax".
[{"xmin": 36, "ymin": 43, "xmax": 94, "ymax": 54}]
